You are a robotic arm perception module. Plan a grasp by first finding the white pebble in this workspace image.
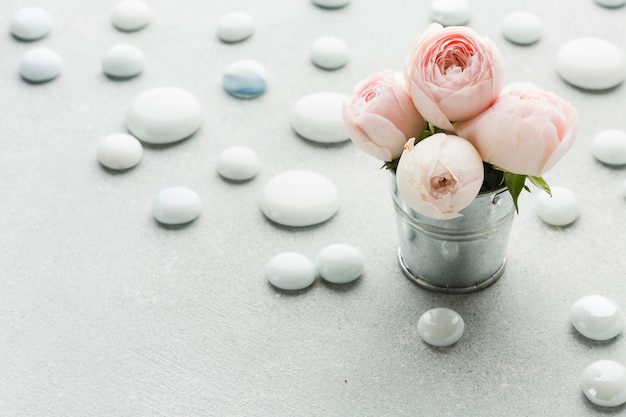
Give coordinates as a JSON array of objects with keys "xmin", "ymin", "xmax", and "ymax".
[
  {"xmin": 152, "ymin": 187, "xmax": 202, "ymax": 225},
  {"xmin": 315, "ymin": 244, "xmax": 364, "ymax": 284},
  {"xmin": 112, "ymin": 0, "xmax": 152, "ymax": 32},
  {"xmin": 19, "ymin": 48, "xmax": 62, "ymax": 83},
  {"xmin": 102, "ymin": 44, "xmax": 146, "ymax": 78},
  {"xmin": 570, "ymin": 295, "xmax": 624, "ymax": 341},
  {"xmin": 581, "ymin": 360, "xmax": 626, "ymax": 407},
  {"xmin": 501, "ymin": 11, "xmax": 542, "ymax": 45},
  {"xmin": 311, "ymin": 0, "xmax": 350, "ymax": 8},
  {"xmin": 216, "ymin": 146, "xmax": 259, "ymax": 181},
  {"xmin": 266, "ymin": 252, "xmax": 316, "ymax": 291},
  {"xmin": 97, "ymin": 133, "xmax": 143, "ymax": 170},
  {"xmin": 417, "ymin": 308, "xmax": 465, "ymax": 347},
  {"xmin": 592, "ymin": 129, "xmax": 626, "ymax": 166},
  {"xmin": 594, "ymin": 0, "xmax": 626, "ymax": 7},
  {"xmin": 216, "ymin": 11, "xmax": 255, "ymax": 43},
  {"xmin": 125, "ymin": 87, "xmax": 203, "ymax": 144},
  {"xmin": 260, "ymin": 170, "xmax": 340, "ymax": 227},
  {"xmin": 10, "ymin": 7, "xmax": 52, "ymax": 41},
  {"xmin": 290, "ymin": 92, "xmax": 351, "ymax": 143},
  {"xmin": 310, "ymin": 36, "xmax": 349, "ymax": 70},
  {"xmin": 430, "ymin": 0, "xmax": 471, "ymax": 26},
  {"xmin": 535, "ymin": 186, "xmax": 580, "ymax": 227},
  {"xmin": 556, "ymin": 38, "xmax": 626, "ymax": 90}
]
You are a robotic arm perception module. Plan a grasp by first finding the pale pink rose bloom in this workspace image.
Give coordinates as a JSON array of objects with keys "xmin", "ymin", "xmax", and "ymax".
[
  {"xmin": 454, "ymin": 87, "xmax": 579, "ymax": 176},
  {"xmin": 396, "ymin": 133, "xmax": 484, "ymax": 220},
  {"xmin": 405, "ymin": 24, "xmax": 505, "ymax": 131},
  {"xmin": 343, "ymin": 70, "xmax": 426, "ymax": 162}
]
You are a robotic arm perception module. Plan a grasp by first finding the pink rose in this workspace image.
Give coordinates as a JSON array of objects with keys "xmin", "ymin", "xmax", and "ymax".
[
  {"xmin": 454, "ymin": 87, "xmax": 578, "ymax": 176},
  {"xmin": 343, "ymin": 70, "xmax": 426, "ymax": 162},
  {"xmin": 405, "ymin": 24, "xmax": 505, "ymax": 131},
  {"xmin": 396, "ymin": 133, "xmax": 484, "ymax": 219}
]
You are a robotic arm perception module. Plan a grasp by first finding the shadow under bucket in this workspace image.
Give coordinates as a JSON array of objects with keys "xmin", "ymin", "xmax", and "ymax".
[{"xmin": 390, "ymin": 172, "xmax": 515, "ymax": 294}]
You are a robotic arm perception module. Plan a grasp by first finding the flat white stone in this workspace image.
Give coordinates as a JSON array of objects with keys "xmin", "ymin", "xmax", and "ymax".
[
  {"xmin": 97, "ymin": 133, "xmax": 143, "ymax": 170},
  {"xmin": 112, "ymin": 0, "xmax": 152, "ymax": 32},
  {"xmin": 217, "ymin": 11, "xmax": 255, "ymax": 43},
  {"xmin": 592, "ymin": 129, "xmax": 626, "ymax": 165},
  {"xmin": 102, "ymin": 43, "xmax": 146, "ymax": 78},
  {"xmin": 581, "ymin": 360, "xmax": 626, "ymax": 407},
  {"xmin": 152, "ymin": 187, "xmax": 202, "ymax": 225},
  {"xmin": 260, "ymin": 170, "xmax": 340, "ymax": 227},
  {"xmin": 266, "ymin": 252, "xmax": 316, "ymax": 291},
  {"xmin": 417, "ymin": 308, "xmax": 464, "ymax": 347},
  {"xmin": 430, "ymin": 0, "xmax": 471, "ymax": 26},
  {"xmin": 501, "ymin": 11, "xmax": 542, "ymax": 45},
  {"xmin": 535, "ymin": 186, "xmax": 580, "ymax": 227},
  {"xmin": 125, "ymin": 87, "xmax": 203, "ymax": 144},
  {"xmin": 310, "ymin": 36, "xmax": 348, "ymax": 70},
  {"xmin": 311, "ymin": 0, "xmax": 350, "ymax": 9},
  {"xmin": 570, "ymin": 295, "xmax": 624, "ymax": 341},
  {"xmin": 556, "ymin": 38, "xmax": 626, "ymax": 90},
  {"xmin": 19, "ymin": 48, "xmax": 62, "ymax": 83},
  {"xmin": 10, "ymin": 7, "xmax": 52, "ymax": 41},
  {"xmin": 216, "ymin": 146, "xmax": 259, "ymax": 181},
  {"xmin": 315, "ymin": 244, "xmax": 364, "ymax": 284},
  {"xmin": 290, "ymin": 92, "xmax": 351, "ymax": 143},
  {"xmin": 594, "ymin": 0, "xmax": 626, "ymax": 7}
]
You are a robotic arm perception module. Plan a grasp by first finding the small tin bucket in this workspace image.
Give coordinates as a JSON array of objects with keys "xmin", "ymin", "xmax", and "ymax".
[{"xmin": 390, "ymin": 173, "xmax": 515, "ymax": 294}]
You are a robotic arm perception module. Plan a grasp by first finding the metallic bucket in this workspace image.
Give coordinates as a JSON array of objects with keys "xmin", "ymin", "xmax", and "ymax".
[{"xmin": 390, "ymin": 173, "xmax": 515, "ymax": 294}]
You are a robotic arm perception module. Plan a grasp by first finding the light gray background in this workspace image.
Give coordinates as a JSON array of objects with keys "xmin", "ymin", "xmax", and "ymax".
[{"xmin": 1, "ymin": 0, "xmax": 625, "ymax": 416}]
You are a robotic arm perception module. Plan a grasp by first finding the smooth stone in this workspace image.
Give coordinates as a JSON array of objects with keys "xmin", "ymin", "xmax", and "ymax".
[
  {"xmin": 125, "ymin": 87, "xmax": 203, "ymax": 144},
  {"xmin": 97, "ymin": 133, "xmax": 143, "ymax": 170},
  {"xmin": 260, "ymin": 170, "xmax": 340, "ymax": 227},
  {"xmin": 535, "ymin": 186, "xmax": 580, "ymax": 227},
  {"xmin": 217, "ymin": 11, "xmax": 255, "ymax": 43},
  {"xmin": 112, "ymin": 0, "xmax": 152, "ymax": 32},
  {"xmin": 570, "ymin": 295, "xmax": 624, "ymax": 341},
  {"xmin": 594, "ymin": 0, "xmax": 626, "ymax": 7},
  {"xmin": 10, "ymin": 7, "xmax": 52, "ymax": 41},
  {"xmin": 216, "ymin": 146, "xmax": 259, "ymax": 181},
  {"xmin": 290, "ymin": 92, "xmax": 351, "ymax": 143},
  {"xmin": 623, "ymin": 178, "xmax": 626, "ymax": 198},
  {"xmin": 315, "ymin": 244, "xmax": 364, "ymax": 284},
  {"xmin": 102, "ymin": 43, "xmax": 146, "ymax": 78},
  {"xmin": 19, "ymin": 48, "xmax": 62, "ymax": 83},
  {"xmin": 581, "ymin": 360, "xmax": 626, "ymax": 407},
  {"xmin": 311, "ymin": 0, "xmax": 350, "ymax": 9},
  {"xmin": 430, "ymin": 0, "xmax": 471, "ymax": 26},
  {"xmin": 417, "ymin": 308, "xmax": 465, "ymax": 347},
  {"xmin": 592, "ymin": 129, "xmax": 626, "ymax": 165},
  {"xmin": 152, "ymin": 187, "xmax": 201, "ymax": 225},
  {"xmin": 223, "ymin": 60, "xmax": 267, "ymax": 99},
  {"xmin": 265, "ymin": 252, "xmax": 316, "ymax": 291},
  {"xmin": 310, "ymin": 36, "xmax": 349, "ymax": 70},
  {"xmin": 556, "ymin": 38, "xmax": 626, "ymax": 90},
  {"xmin": 501, "ymin": 11, "xmax": 542, "ymax": 45}
]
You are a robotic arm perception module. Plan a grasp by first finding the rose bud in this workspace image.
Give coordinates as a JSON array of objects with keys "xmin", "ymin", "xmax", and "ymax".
[
  {"xmin": 396, "ymin": 133, "xmax": 484, "ymax": 219},
  {"xmin": 343, "ymin": 70, "xmax": 426, "ymax": 162},
  {"xmin": 454, "ymin": 87, "xmax": 578, "ymax": 176},
  {"xmin": 405, "ymin": 23, "xmax": 505, "ymax": 130}
]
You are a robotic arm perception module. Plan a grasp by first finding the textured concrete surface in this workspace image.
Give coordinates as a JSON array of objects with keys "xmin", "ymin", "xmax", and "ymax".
[{"xmin": 1, "ymin": 0, "xmax": 625, "ymax": 415}]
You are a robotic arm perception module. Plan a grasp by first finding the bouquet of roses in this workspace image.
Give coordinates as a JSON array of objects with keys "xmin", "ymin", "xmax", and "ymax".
[{"xmin": 343, "ymin": 23, "xmax": 578, "ymax": 220}]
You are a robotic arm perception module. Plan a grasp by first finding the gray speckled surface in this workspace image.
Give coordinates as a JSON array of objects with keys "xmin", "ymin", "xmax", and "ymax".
[{"xmin": 1, "ymin": 0, "xmax": 625, "ymax": 416}]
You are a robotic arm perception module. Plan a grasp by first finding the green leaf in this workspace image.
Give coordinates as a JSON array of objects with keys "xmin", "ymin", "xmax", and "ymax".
[
  {"xmin": 528, "ymin": 176, "xmax": 552, "ymax": 196},
  {"xmin": 503, "ymin": 172, "xmax": 528, "ymax": 213},
  {"xmin": 381, "ymin": 159, "xmax": 399, "ymax": 170}
]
